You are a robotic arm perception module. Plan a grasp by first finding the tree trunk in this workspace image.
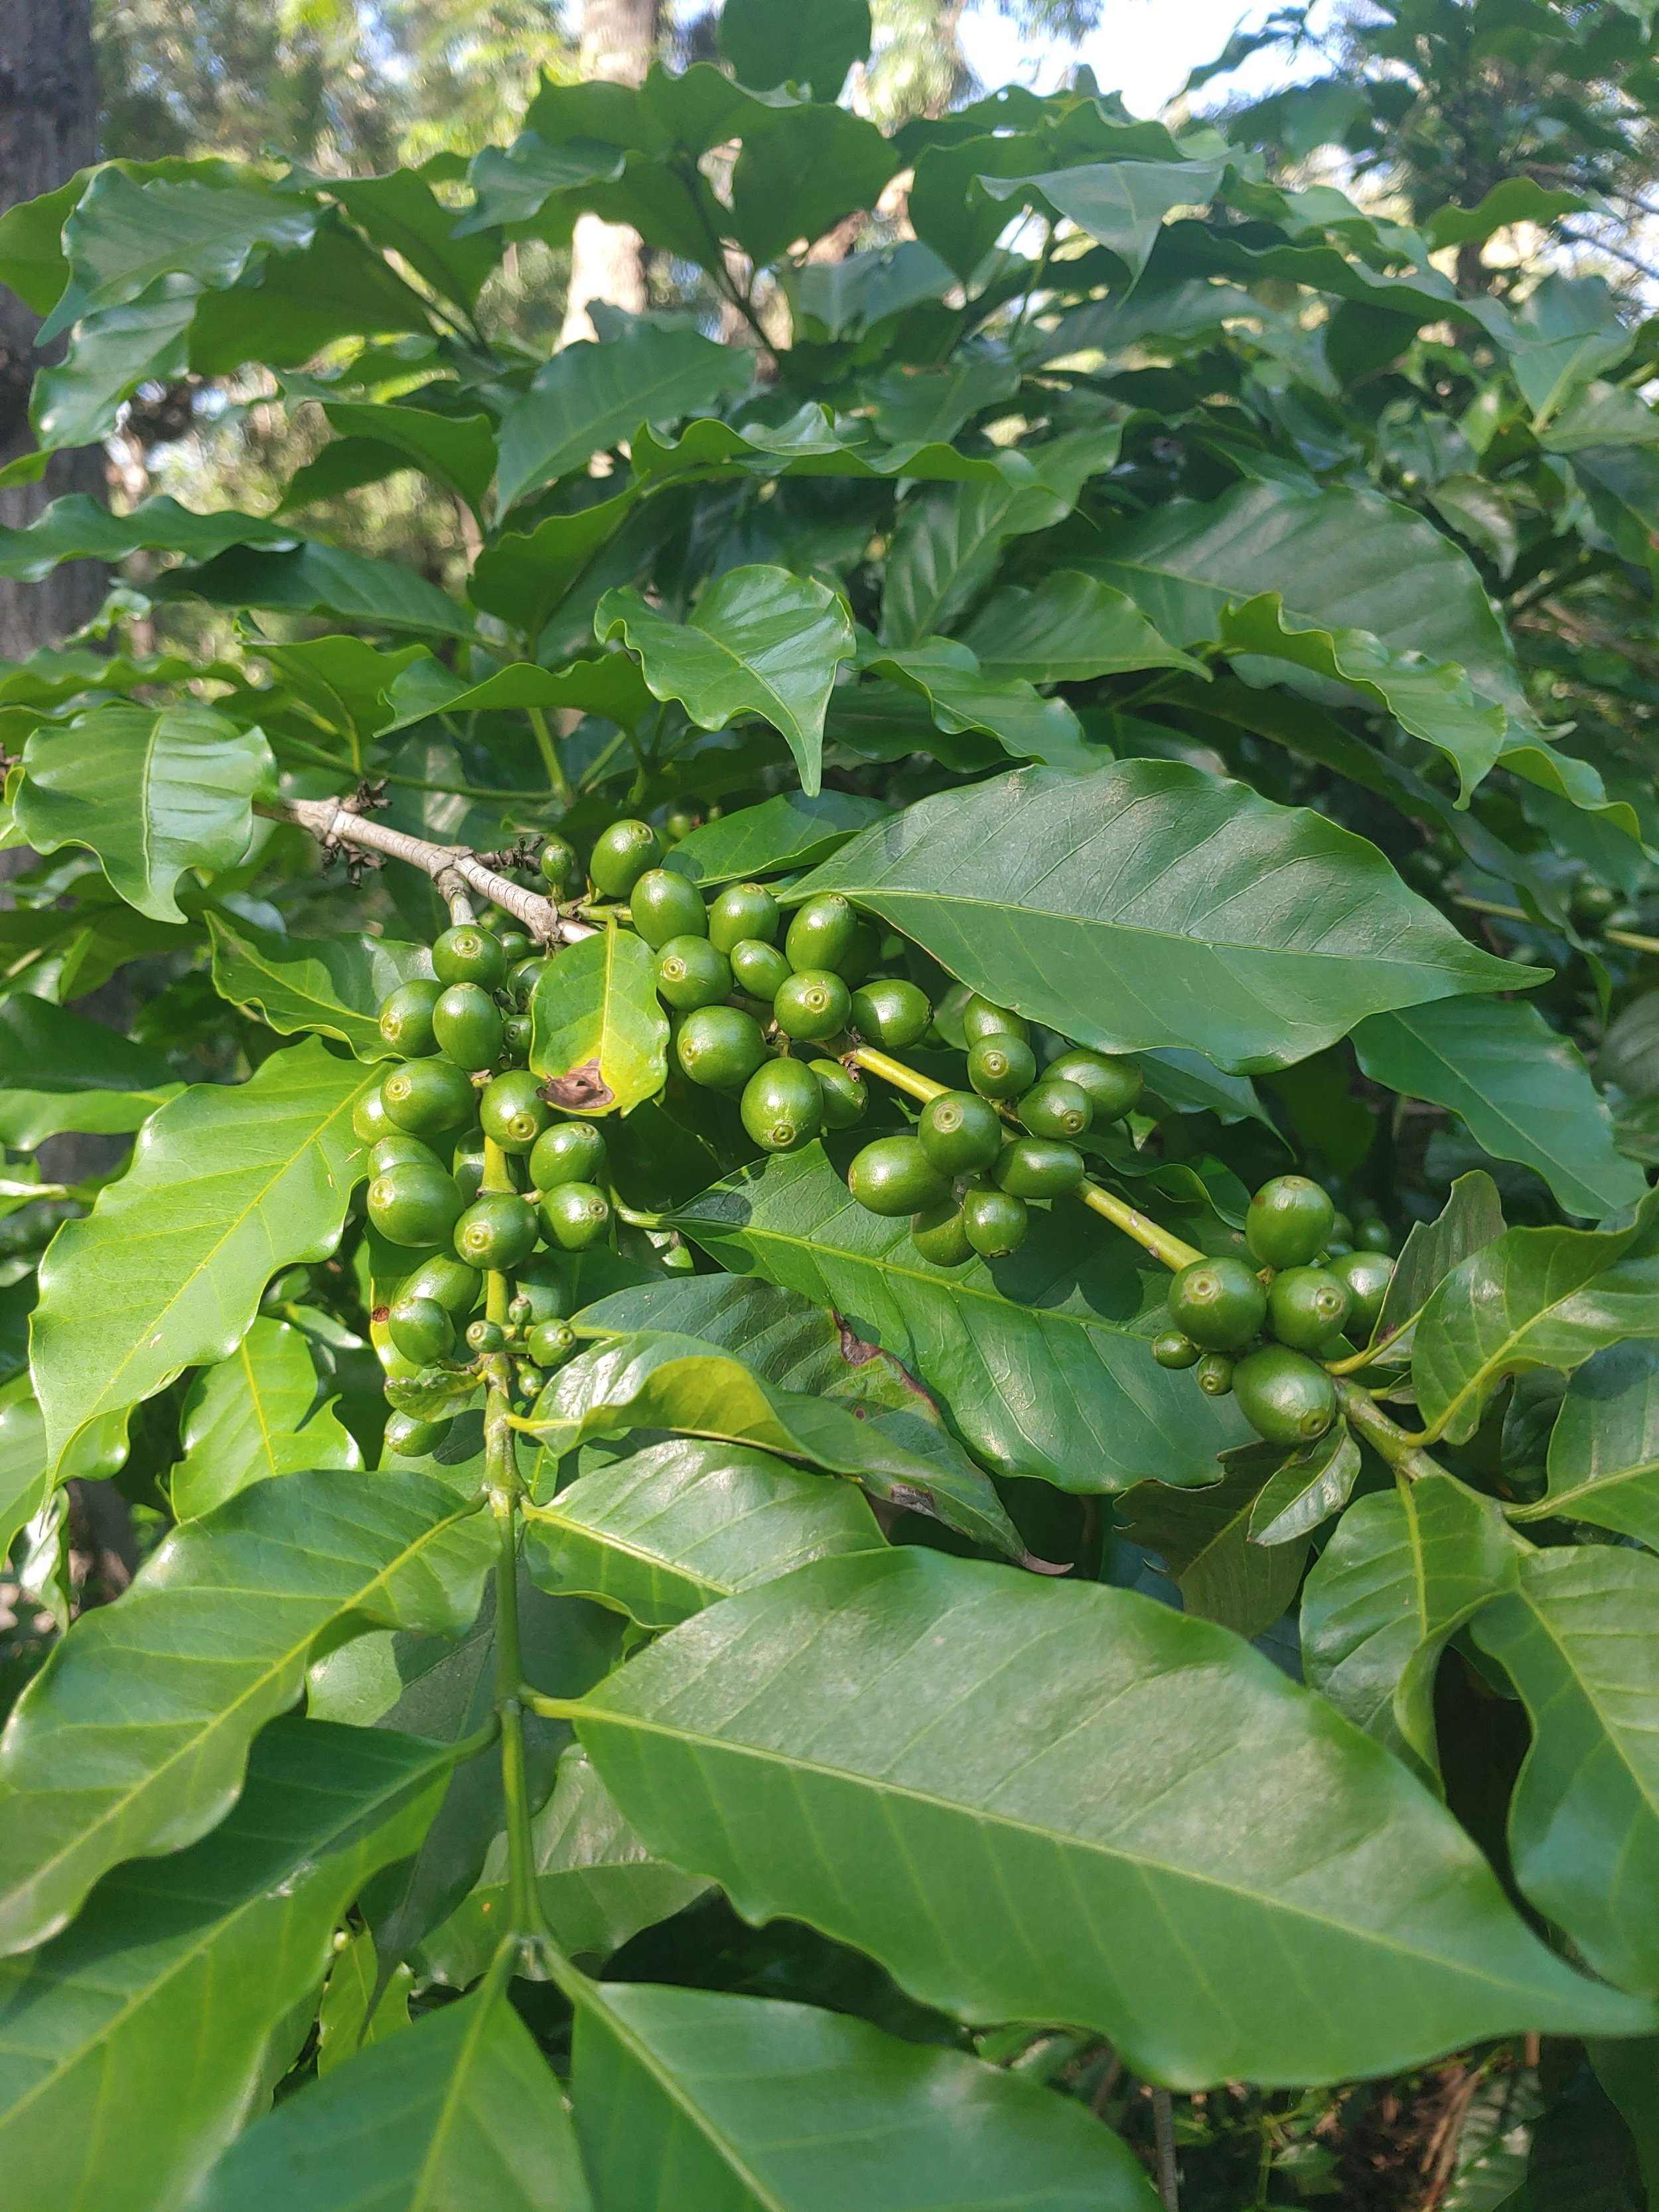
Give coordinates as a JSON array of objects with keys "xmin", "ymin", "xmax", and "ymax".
[
  {"xmin": 559, "ymin": 0, "xmax": 661, "ymax": 347},
  {"xmin": 0, "ymin": 0, "xmax": 106, "ymax": 660}
]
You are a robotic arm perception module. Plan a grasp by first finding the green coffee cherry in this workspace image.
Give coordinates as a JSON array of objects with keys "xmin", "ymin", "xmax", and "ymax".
[
  {"xmin": 496, "ymin": 930, "xmax": 532, "ymax": 965},
  {"xmin": 1152, "ymin": 1329, "xmax": 1201, "ymax": 1370},
  {"xmin": 1246, "ymin": 1175, "xmax": 1336, "ymax": 1270},
  {"xmin": 382, "ymin": 1057, "xmax": 478, "ymax": 1138},
  {"xmin": 455, "ymin": 1192, "xmax": 539, "ymax": 1271},
  {"xmin": 433, "ymin": 924, "xmax": 506, "ymax": 992},
  {"xmin": 510, "ymin": 955, "xmax": 551, "ymax": 1006},
  {"xmin": 352, "ymin": 1085, "xmax": 394, "ymax": 1146},
  {"xmin": 729, "ymin": 938, "xmax": 791, "ymax": 1001},
  {"xmin": 1166, "ymin": 1256, "xmax": 1267, "ymax": 1351},
  {"xmin": 962, "ymin": 1182, "xmax": 1028, "ymax": 1258},
  {"xmin": 529, "ymin": 1120, "xmax": 605, "ymax": 1191},
  {"xmin": 433, "ymin": 983, "xmax": 504, "ymax": 1071},
  {"xmin": 1354, "ymin": 1217, "xmax": 1394, "ymax": 1254},
  {"xmin": 967, "ymin": 1035, "xmax": 1038, "ymax": 1100},
  {"xmin": 507, "ymin": 1295, "xmax": 534, "ymax": 1326},
  {"xmin": 1196, "ymin": 1353, "xmax": 1234, "ymax": 1397},
  {"xmin": 707, "ymin": 882, "xmax": 780, "ymax": 952},
  {"xmin": 962, "ymin": 994, "xmax": 1029, "ymax": 1046},
  {"xmin": 378, "ymin": 979, "xmax": 442, "ymax": 1057},
  {"xmin": 630, "ymin": 867, "xmax": 707, "ymax": 949},
  {"xmin": 590, "ymin": 819, "xmax": 662, "ymax": 898},
  {"xmin": 1019, "ymin": 1078, "xmax": 1093, "ymax": 1141},
  {"xmin": 401, "ymin": 1254, "xmax": 482, "ymax": 1316},
  {"xmin": 1046, "ymin": 1049, "xmax": 1142, "ymax": 1122},
  {"xmin": 917, "ymin": 1090, "xmax": 1004, "ymax": 1176},
  {"xmin": 741, "ymin": 1057, "xmax": 824, "ymax": 1152},
  {"xmin": 384, "ymin": 1412, "xmax": 447, "ymax": 1457},
  {"xmin": 451, "ymin": 1142, "xmax": 486, "ymax": 1205},
  {"xmin": 370, "ymin": 1133, "xmax": 441, "ymax": 1177},
  {"xmin": 847, "ymin": 1136, "xmax": 950, "ymax": 1217},
  {"xmin": 676, "ymin": 1005, "xmax": 767, "ymax": 1090},
  {"xmin": 837, "ymin": 921, "xmax": 878, "ymax": 991},
  {"xmin": 467, "ymin": 1317, "xmax": 506, "ymax": 1354},
  {"xmin": 1232, "ymin": 1345, "xmax": 1336, "ymax": 1445},
  {"xmin": 502, "ymin": 1014, "xmax": 532, "ymax": 1055},
  {"xmin": 539, "ymin": 835, "xmax": 578, "ymax": 893},
  {"xmin": 1328, "ymin": 1250, "xmax": 1394, "ymax": 1341},
  {"xmin": 785, "ymin": 895, "xmax": 857, "ymax": 975},
  {"xmin": 540, "ymin": 1181, "xmax": 612, "ymax": 1251},
  {"xmin": 774, "ymin": 968, "xmax": 851, "ymax": 1042},
  {"xmin": 480, "ymin": 1069, "xmax": 549, "ymax": 1154},
  {"xmin": 911, "ymin": 1201, "xmax": 972, "ymax": 1268},
  {"xmin": 388, "ymin": 1294, "xmax": 454, "ymax": 1365},
  {"xmin": 1267, "ymin": 1266, "xmax": 1352, "ymax": 1353},
  {"xmin": 849, "ymin": 978, "xmax": 932, "ymax": 1050},
  {"xmin": 656, "ymin": 936, "xmax": 732, "ymax": 1013},
  {"xmin": 993, "ymin": 1137, "xmax": 1083, "ymax": 1199},
  {"xmin": 368, "ymin": 1160, "xmax": 466, "ymax": 1248},
  {"xmin": 662, "ymin": 802, "xmax": 700, "ymax": 844},
  {"xmin": 811, "ymin": 1059, "xmax": 867, "ymax": 1129},
  {"xmin": 526, "ymin": 1318, "xmax": 577, "ymax": 1368}
]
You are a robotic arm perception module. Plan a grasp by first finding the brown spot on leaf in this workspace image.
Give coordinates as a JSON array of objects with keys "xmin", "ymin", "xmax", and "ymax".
[
  {"xmin": 835, "ymin": 1313, "xmax": 881, "ymax": 1366},
  {"xmin": 540, "ymin": 1061, "xmax": 614, "ymax": 1110},
  {"xmin": 885, "ymin": 1483, "xmax": 933, "ymax": 1514}
]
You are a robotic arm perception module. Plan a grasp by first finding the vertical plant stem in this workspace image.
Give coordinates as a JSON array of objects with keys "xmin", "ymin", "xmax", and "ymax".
[
  {"xmin": 1152, "ymin": 2087, "xmax": 1180, "ymax": 2210},
  {"xmin": 526, "ymin": 704, "xmax": 573, "ymax": 808}
]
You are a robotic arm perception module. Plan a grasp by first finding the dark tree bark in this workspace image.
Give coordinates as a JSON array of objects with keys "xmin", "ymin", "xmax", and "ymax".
[{"xmin": 0, "ymin": 0, "xmax": 106, "ymax": 658}]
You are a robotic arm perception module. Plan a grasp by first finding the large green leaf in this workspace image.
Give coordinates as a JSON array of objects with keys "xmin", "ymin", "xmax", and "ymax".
[
  {"xmin": 1373, "ymin": 1170, "xmax": 1506, "ymax": 1361},
  {"xmin": 598, "ymin": 565, "xmax": 855, "ymax": 796},
  {"xmin": 0, "ymin": 994, "xmax": 180, "ymax": 1149},
  {"xmin": 1474, "ymin": 1548, "xmax": 1659, "ymax": 1996},
  {"xmin": 14, "ymin": 703, "xmax": 275, "ymax": 922},
  {"xmin": 496, "ymin": 319, "xmax": 752, "ymax": 512},
  {"xmin": 675, "ymin": 1144, "xmax": 1248, "ymax": 1492},
  {"xmin": 158, "ymin": 541, "xmax": 476, "ymax": 640},
  {"xmin": 1354, "ymin": 997, "xmax": 1645, "ymax": 1220},
  {"xmin": 194, "ymin": 1954, "xmax": 591, "ymax": 2212},
  {"xmin": 419, "ymin": 1745, "xmax": 709, "ymax": 1990},
  {"xmin": 958, "ymin": 571, "xmax": 1204, "ymax": 684},
  {"xmin": 0, "ymin": 492, "xmax": 291, "ymax": 580},
  {"xmin": 981, "ymin": 155, "xmax": 1226, "ymax": 283},
  {"xmin": 49, "ymin": 168, "xmax": 317, "ymax": 326},
  {"xmin": 467, "ymin": 488, "xmax": 640, "ymax": 640},
  {"xmin": 796, "ymin": 763, "xmax": 1526, "ymax": 1074},
  {"xmin": 521, "ymin": 1330, "xmax": 1021, "ymax": 1559},
  {"xmin": 207, "ymin": 912, "xmax": 433, "ymax": 1060},
  {"xmin": 571, "ymin": 1548, "xmax": 1650, "ymax": 2088},
  {"xmin": 1082, "ymin": 480, "xmax": 1526, "ymax": 716},
  {"xmin": 859, "ymin": 636, "xmax": 1095, "ymax": 773},
  {"xmin": 171, "ymin": 1317, "xmax": 360, "ymax": 1519},
  {"xmin": 0, "ymin": 1718, "xmax": 452, "ymax": 2212},
  {"xmin": 29, "ymin": 281, "xmax": 198, "ymax": 451},
  {"xmin": 524, "ymin": 1434, "xmax": 885, "ymax": 1628},
  {"xmin": 662, "ymin": 790, "xmax": 891, "ymax": 886},
  {"xmin": 30, "ymin": 1035, "xmax": 375, "ymax": 1476},
  {"xmin": 1118, "ymin": 1459, "xmax": 1308, "ymax": 1639},
  {"xmin": 318, "ymin": 400, "xmax": 496, "ymax": 511},
  {"xmin": 0, "ymin": 1465, "xmax": 492, "ymax": 1954},
  {"xmin": 1300, "ymin": 1477, "xmax": 1518, "ymax": 1781},
  {"xmin": 1412, "ymin": 1191, "xmax": 1659, "ymax": 1445},
  {"xmin": 528, "ymin": 927, "xmax": 668, "ymax": 1118},
  {"xmin": 717, "ymin": 0, "xmax": 868, "ymax": 94},
  {"xmin": 1516, "ymin": 1341, "xmax": 1659, "ymax": 1546},
  {"xmin": 569, "ymin": 1976, "xmax": 1159, "ymax": 2212},
  {"xmin": 727, "ymin": 104, "xmax": 897, "ymax": 266},
  {"xmin": 381, "ymin": 650, "xmax": 652, "ymax": 736}
]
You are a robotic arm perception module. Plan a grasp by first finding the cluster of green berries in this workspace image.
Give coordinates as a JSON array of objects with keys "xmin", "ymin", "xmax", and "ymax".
[
  {"xmin": 1151, "ymin": 1176, "xmax": 1396, "ymax": 1446},
  {"xmin": 353, "ymin": 907, "xmax": 609, "ymax": 1459}
]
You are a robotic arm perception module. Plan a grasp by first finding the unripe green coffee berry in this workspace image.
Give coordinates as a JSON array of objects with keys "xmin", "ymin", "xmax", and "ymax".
[
  {"xmin": 811, "ymin": 1059, "xmax": 867, "ymax": 1128},
  {"xmin": 503, "ymin": 1013, "xmax": 532, "ymax": 1055},
  {"xmin": 378, "ymin": 979, "xmax": 442, "ymax": 1057},
  {"xmin": 729, "ymin": 938, "xmax": 791, "ymax": 1001},
  {"xmin": 630, "ymin": 867, "xmax": 707, "ymax": 949},
  {"xmin": 1267, "ymin": 1265, "xmax": 1352, "ymax": 1353},
  {"xmin": 590, "ymin": 819, "xmax": 662, "ymax": 899},
  {"xmin": 352, "ymin": 1085, "xmax": 394, "ymax": 1146},
  {"xmin": 707, "ymin": 882, "xmax": 780, "ymax": 952},
  {"xmin": 774, "ymin": 968, "xmax": 851, "ymax": 1043},
  {"xmin": 967, "ymin": 1035, "xmax": 1038, "ymax": 1100},
  {"xmin": 962, "ymin": 1182, "xmax": 1028, "ymax": 1258},
  {"xmin": 479, "ymin": 1069, "xmax": 549, "ymax": 1153},
  {"xmin": 455, "ymin": 1192, "xmax": 539, "ymax": 1272},
  {"xmin": 917, "ymin": 1090, "xmax": 1004, "ymax": 1176},
  {"xmin": 1152, "ymin": 1329, "xmax": 1201, "ymax": 1370},
  {"xmin": 540, "ymin": 1181, "xmax": 612, "ymax": 1251},
  {"xmin": 1354, "ymin": 1217, "xmax": 1394, "ymax": 1254},
  {"xmin": 1046, "ymin": 1049, "xmax": 1142, "ymax": 1122},
  {"xmin": 507, "ymin": 1295, "xmax": 534, "ymax": 1327},
  {"xmin": 526, "ymin": 1318, "xmax": 578, "ymax": 1368},
  {"xmin": 370, "ymin": 1133, "xmax": 440, "ymax": 1177},
  {"xmin": 401, "ymin": 1255, "xmax": 481, "ymax": 1317},
  {"xmin": 539, "ymin": 835, "xmax": 577, "ymax": 893},
  {"xmin": 530, "ymin": 1120, "xmax": 605, "ymax": 1191},
  {"xmin": 1232, "ymin": 1345, "xmax": 1336, "ymax": 1445},
  {"xmin": 451, "ymin": 1143, "xmax": 486, "ymax": 1205},
  {"xmin": 1246, "ymin": 1175, "xmax": 1336, "ymax": 1270},
  {"xmin": 510, "ymin": 956, "xmax": 550, "ymax": 1005},
  {"xmin": 850, "ymin": 978, "xmax": 932, "ymax": 1049},
  {"xmin": 496, "ymin": 930, "xmax": 531, "ymax": 965},
  {"xmin": 1328, "ymin": 1249, "xmax": 1394, "ymax": 1341},
  {"xmin": 962, "ymin": 994, "xmax": 1029, "ymax": 1046},
  {"xmin": 911, "ymin": 1201, "xmax": 972, "ymax": 1268},
  {"xmin": 368, "ymin": 1160, "xmax": 466, "ymax": 1248},
  {"xmin": 1195, "ymin": 1353, "xmax": 1234, "ymax": 1397},
  {"xmin": 676, "ymin": 1005, "xmax": 767, "ymax": 1090},
  {"xmin": 382, "ymin": 1057, "xmax": 478, "ymax": 1138},
  {"xmin": 384, "ymin": 1412, "xmax": 447, "ymax": 1457},
  {"xmin": 433, "ymin": 924, "xmax": 506, "ymax": 992},
  {"xmin": 784, "ymin": 895, "xmax": 857, "ymax": 975},
  {"xmin": 993, "ymin": 1137, "xmax": 1083, "ymax": 1199},
  {"xmin": 433, "ymin": 983, "xmax": 504, "ymax": 1071},
  {"xmin": 1166, "ymin": 1256, "xmax": 1267, "ymax": 1351},
  {"xmin": 656, "ymin": 936, "xmax": 732, "ymax": 1013},
  {"xmin": 1019, "ymin": 1078, "xmax": 1093, "ymax": 1141},
  {"xmin": 467, "ymin": 1317, "xmax": 506, "ymax": 1355},
  {"xmin": 847, "ymin": 1135, "xmax": 950, "ymax": 1217},
  {"xmin": 740, "ymin": 1057, "xmax": 824, "ymax": 1153}
]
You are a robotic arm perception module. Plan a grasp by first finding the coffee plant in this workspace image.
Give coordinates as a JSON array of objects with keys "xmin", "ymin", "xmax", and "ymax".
[{"xmin": 3, "ymin": 1, "xmax": 1659, "ymax": 2203}]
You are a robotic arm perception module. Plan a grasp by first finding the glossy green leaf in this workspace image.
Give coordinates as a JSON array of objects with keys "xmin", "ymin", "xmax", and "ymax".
[
  {"xmin": 158, "ymin": 541, "xmax": 476, "ymax": 639},
  {"xmin": 630, "ymin": 403, "xmax": 1008, "ymax": 486},
  {"xmin": 569, "ymin": 1977, "xmax": 1159, "ymax": 2212},
  {"xmin": 599, "ymin": 565, "xmax": 855, "ymax": 797},
  {"xmin": 459, "ymin": 133, "xmax": 628, "ymax": 232},
  {"xmin": 496, "ymin": 319, "xmax": 752, "ymax": 512},
  {"xmin": 315, "ymin": 1927, "xmax": 411, "ymax": 2075},
  {"xmin": 325, "ymin": 166, "xmax": 503, "ymax": 313},
  {"xmin": 195, "ymin": 1954, "xmax": 591, "ymax": 2212},
  {"xmin": 29, "ymin": 281, "xmax": 196, "ymax": 450},
  {"xmin": 1248, "ymin": 1424, "xmax": 1362, "ymax": 1548},
  {"xmin": 171, "ymin": 1317, "xmax": 360, "ymax": 1520},
  {"xmin": 467, "ymin": 488, "xmax": 640, "ymax": 640},
  {"xmin": 675, "ymin": 1143, "xmax": 1248, "ymax": 1492},
  {"xmin": 1427, "ymin": 179, "xmax": 1589, "ymax": 251},
  {"xmin": 1413, "ymin": 1191, "xmax": 1659, "ymax": 1445},
  {"xmin": 520, "ymin": 1329, "xmax": 1021, "ymax": 1558},
  {"xmin": 980, "ymin": 157, "xmax": 1226, "ymax": 284},
  {"xmin": 859, "ymin": 637, "xmax": 1095, "ymax": 773},
  {"xmin": 319, "ymin": 401, "xmax": 496, "ymax": 510},
  {"xmin": 1119, "ymin": 1459, "xmax": 1308, "ymax": 1639},
  {"xmin": 0, "ymin": 994, "xmax": 179, "ymax": 1148},
  {"xmin": 419, "ymin": 1746, "xmax": 709, "ymax": 1990},
  {"xmin": 253, "ymin": 634, "xmax": 427, "ymax": 748},
  {"xmin": 1355, "ymin": 997, "xmax": 1644, "ymax": 1220},
  {"xmin": 528, "ymin": 927, "xmax": 668, "ymax": 1118},
  {"xmin": 31, "ymin": 1035, "xmax": 375, "ymax": 1477},
  {"xmin": 958, "ymin": 571, "xmax": 1205, "ymax": 684},
  {"xmin": 207, "ymin": 912, "xmax": 433, "ymax": 1060},
  {"xmin": 380, "ymin": 650, "xmax": 651, "ymax": 736},
  {"xmin": 718, "ymin": 0, "xmax": 870, "ymax": 97},
  {"xmin": 525, "ymin": 1434, "xmax": 884, "ymax": 1628},
  {"xmin": 0, "ymin": 492, "xmax": 291, "ymax": 581},
  {"xmin": 1474, "ymin": 1547, "xmax": 1659, "ymax": 1996},
  {"xmin": 797, "ymin": 762, "xmax": 1528, "ymax": 1074},
  {"xmin": 0, "ymin": 1386, "xmax": 49, "ymax": 1570},
  {"xmin": 14, "ymin": 703, "xmax": 275, "ymax": 922},
  {"xmin": 1516, "ymin": 1341, "xmax": 1659, "ymax": 1545},
  {"xmin": 1374, "ymin": 1171, "xmax": 1506, "ymax": 1361},
  {"xmin": 0, "ymin": 1718, "xmax": 452, "ymax": 2212},
  {"xmin": 1301, "ymin": 1477, "xmax": 1519, "ymax": 1781},
  {"xmin": 0, "ymin": 1463, "xmax": 493, "ymax": 1954},
  {"xmin": 571, "ymin": 1548, "xmax": 1650, "ymax": 2089},
  {"xmin": 727, "ymin": 104, "xmax": 897, "ymax": 266},
  {"xmin": 50, "ymin": 168, "xmax": 317, "ymax": 326},
  {"xmin": 662, "ymin": 790, "xmax": 891, "ymax": 885}
]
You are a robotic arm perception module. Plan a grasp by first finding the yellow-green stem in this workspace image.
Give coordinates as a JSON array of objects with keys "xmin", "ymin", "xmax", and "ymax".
[
  {"xmin": 526, "ymin": 704, "xmax": 573, "ymax": 808},
  {"xmin": 846, "ymin": 1045, "xmax": 1204, "ymax": 1272},
  {"xmin": 1453, "ymin": 892, "xmax": 1659, "ymax": 959},
  {"xmin": 1335, "ymin": 1379, "xmax": 1442, "ymax": 1481}
]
